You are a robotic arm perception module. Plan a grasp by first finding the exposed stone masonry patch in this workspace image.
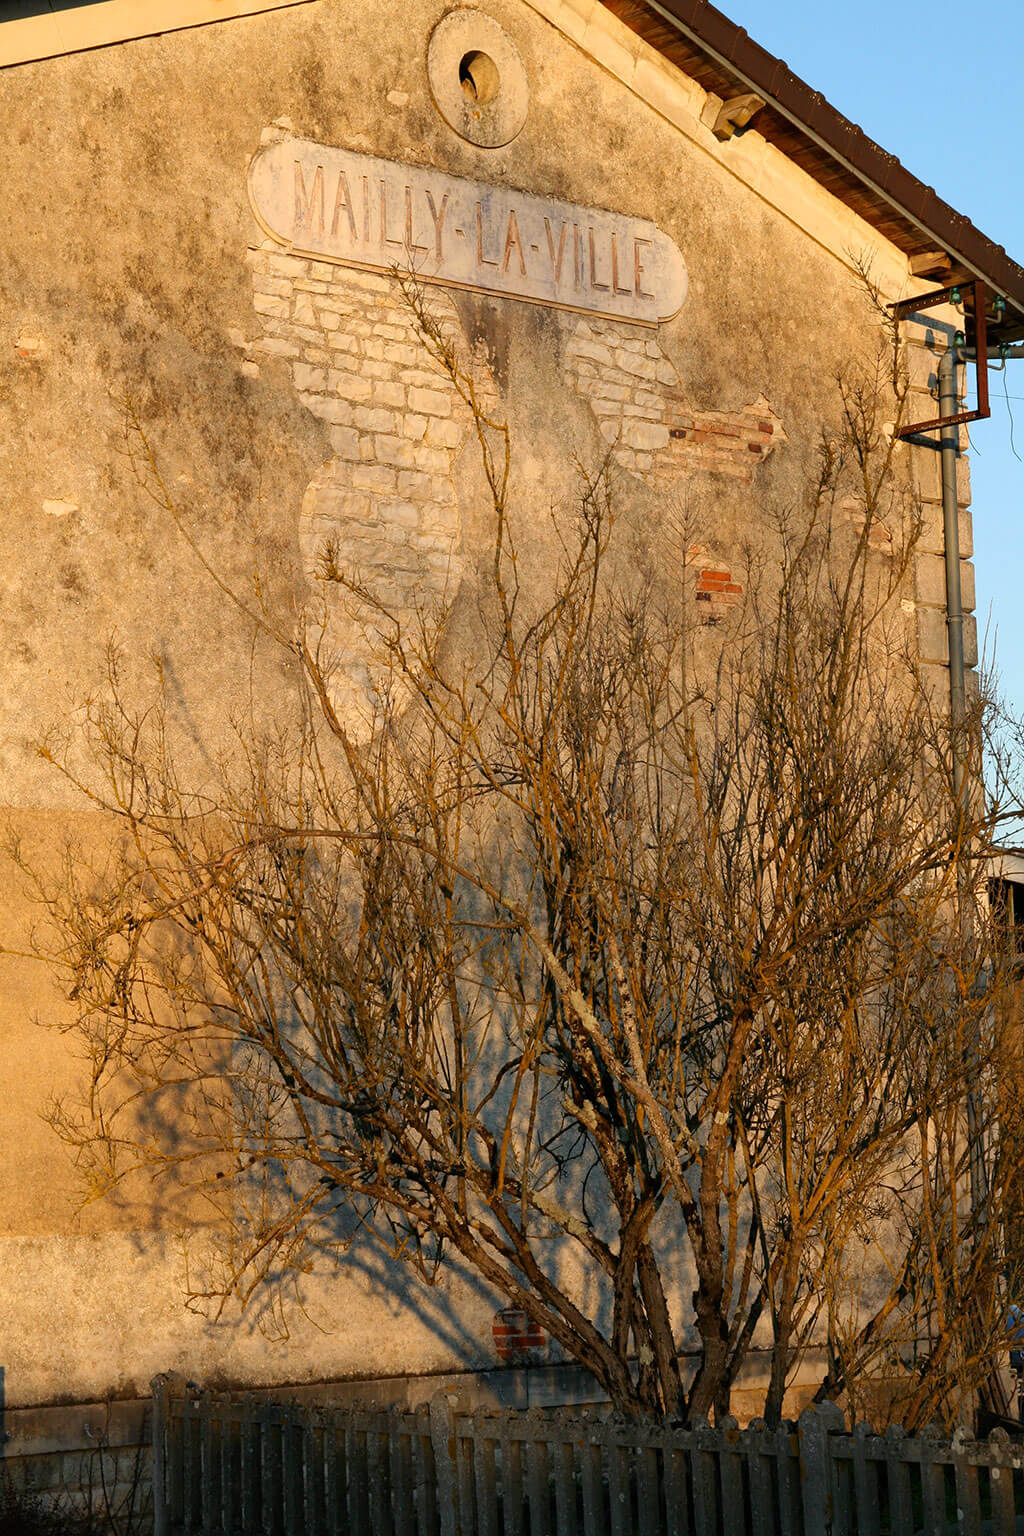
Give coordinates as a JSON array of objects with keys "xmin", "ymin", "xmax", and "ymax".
[
  {"xmin": 238, "ymin": 244, "xmax": 493, "ymax": 696},
  {"xmin": 236, "ymin": 248, "xmax": 785, "ymax": 702},
  {"xmin": 565, "ymin": 316, "xmax": 785, "ymax": 484},
  {"xmin": 838, "ymin": 496, "xmax": 894, "ymax": 552}
]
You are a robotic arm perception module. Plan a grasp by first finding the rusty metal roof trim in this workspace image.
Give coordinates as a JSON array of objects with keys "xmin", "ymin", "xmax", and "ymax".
[{"xmin": 603, "ymin": 0, "xmax": 1024, "ymax": 321}]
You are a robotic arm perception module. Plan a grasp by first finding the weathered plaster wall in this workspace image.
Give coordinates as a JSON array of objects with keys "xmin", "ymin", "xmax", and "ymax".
[{"xmin": 0, "ymin": 0, "xmax": 972, "ymax": 1407}]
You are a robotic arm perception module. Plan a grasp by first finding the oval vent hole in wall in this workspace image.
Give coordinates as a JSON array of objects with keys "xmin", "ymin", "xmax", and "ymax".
[
  {"xmin": 428, "ymin": 11, "xmax": 528, "ymax": 147},
  {"xmin": 459, "ymin": 49, "xmax": 500, "ymax": 105}
]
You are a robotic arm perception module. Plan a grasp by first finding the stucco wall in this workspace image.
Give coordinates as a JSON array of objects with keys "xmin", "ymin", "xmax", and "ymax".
[{"xmin": 0, "ymin": 0, "xmax": 973, "ymax": 1407}]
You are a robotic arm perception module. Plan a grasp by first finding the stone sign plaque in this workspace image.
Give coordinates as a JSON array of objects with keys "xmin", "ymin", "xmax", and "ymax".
[{"xmin": 248, "ymin": 138, "xmax": 688, "ymax": 326}]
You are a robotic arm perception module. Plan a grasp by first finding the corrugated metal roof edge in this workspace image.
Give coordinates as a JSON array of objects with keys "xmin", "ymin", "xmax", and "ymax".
[{"xmin": 615, "ymin": 0, "xmax": 1024, "ymax": 320}]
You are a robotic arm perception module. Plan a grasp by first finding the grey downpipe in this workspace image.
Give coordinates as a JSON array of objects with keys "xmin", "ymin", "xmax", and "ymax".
[
  {"xmin": 939, "ymin": 343, "xmax": 967, "ymax": 805},
  {"xmin": 938, "ymin": 344, "xmax": 987, "ymax": 1212}
]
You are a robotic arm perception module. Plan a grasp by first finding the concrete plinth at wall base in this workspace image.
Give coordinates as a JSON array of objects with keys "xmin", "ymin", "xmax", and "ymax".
[
  {"xmin": 0, "ymin": 1345, "xmax": 830, "ymax": 1481},
  {"xmin": 0, "ymin": 1397, "xmax": 151, "ymax": 1531}
]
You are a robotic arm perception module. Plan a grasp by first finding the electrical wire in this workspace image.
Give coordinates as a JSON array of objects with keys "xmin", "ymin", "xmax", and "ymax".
[
  {"xmin": 961, "ymin": 386, "xmax": 1024, "ymax": 462},
  {"xmin": 1003, "ymin": 370, "xmax": 1024, "ymax": 463}
]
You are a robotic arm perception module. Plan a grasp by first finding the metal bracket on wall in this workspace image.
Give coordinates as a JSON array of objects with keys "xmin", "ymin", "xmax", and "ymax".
[{"xmin": 890, "ymin": 278, "xmax": 990, "ymax": 440}]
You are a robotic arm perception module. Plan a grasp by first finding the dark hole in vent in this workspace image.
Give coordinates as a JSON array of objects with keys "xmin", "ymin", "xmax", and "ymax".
[{"xmin": 459, "ymin": 49, "xmax": 500, "ymax": 106}]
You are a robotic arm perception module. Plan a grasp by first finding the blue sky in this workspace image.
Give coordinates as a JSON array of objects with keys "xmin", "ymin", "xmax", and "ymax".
[{"xmin": 717, "ymin": 0, "xmax": 1024, "ymax": 715}]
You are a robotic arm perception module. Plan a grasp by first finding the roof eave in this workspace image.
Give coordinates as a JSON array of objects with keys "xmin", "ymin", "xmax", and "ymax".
[{"xmin": 601, "ymin": 0, "xmax": 1024, "ymax": 335}]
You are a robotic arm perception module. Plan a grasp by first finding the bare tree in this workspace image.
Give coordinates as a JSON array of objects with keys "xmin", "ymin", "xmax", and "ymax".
[{"xmin": 14, "ymin": 285, "xmax": 1022, "ymax": 1427}]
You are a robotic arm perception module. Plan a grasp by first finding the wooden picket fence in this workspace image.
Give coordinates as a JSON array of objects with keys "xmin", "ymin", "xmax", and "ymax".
[{"xmin": 150, "ymin": 1373, "xmax": 1024, "ymax": 1535}]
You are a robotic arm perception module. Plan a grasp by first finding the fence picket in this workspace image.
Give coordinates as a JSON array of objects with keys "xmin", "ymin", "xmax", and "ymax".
[
  {"xmin": 525, "ymin": 1424, "xmax": 550, "ymax": 1536},
  {"xmin": 553, "ymin": 1434, "xmax": 578, "ymax": 1536},
  {"xmin": 606, "ymin": 1430, "xmax": 630, "ymax": 1536},
  {"xmin": 264, "ymin": 1406, "xmax": 286, "ymax": 1536},
  {"xmin": 829, "ymin": 1441, "xmax": 853, "ymax": 1536},
  {"xmin": 743, "ymin": 1421, "xmax": 774, "ymax": 1536},
  {"xmin": 472, "ymin": 1414, "xmax": 499, "ymax": 1536},
  {"xmin": 663, "ymin": 1442, "xmax": 690, "ymax": 1536},
  {"xmin": 303, "ymin": 1413, "xmax": 325, "ymax": 1536},
  {"xmin": 578, "ymin": 1435, "xmax": 603, "ymax": 1536},
  {"xmin": 192, "ymin": 1396, "xmax": 206, "ymax": 1531},
  {"xmin": 799, "ymin": 1402, "xmax": 845, "ymax": 1536},
  {"xmin": 323, "ymin": 1410, "xmax": 342, "ymax": 1534},
  {"xmin": 414, "ymin": 1404, "xmax": 440, "ymax": 1536},
  {"xmin": 635, "ymin": 1436, "xmax": 660, "ymax": 1536},
  {"xmin": 690, "ymin": 1419, "xmax": 719, "ymax": 1536},
  {"xmin": 349, "ymin": 1419, "xmax": 371, "ymax": 1536},
  {"xmin": 240, "ymin": 1403, "xmax": 259, "ymax": 1535},
  {"xmin": 429, "ymin": 1396, "xmax": 457, "ymax": 1536},
  {"xmin": 390, "ymin": 1423, "xmax": 415, "ymax": 1536},
  {"xmin": 453, "ymin": 1413, "xmax": 476, "ymax": 1535},
  {"xmin": 918, "ymin": 1424, "xmax": 947, "ymax": 1536},
  {"xmin": 181, "ymin": 1395, "xmax": 196, "ymax": 1532},
  {"xmin": 224, "ymin": 1404, "xmax": 239, "ymax": 1536},
  {"xmin": 198, "ymin": 1392, "xmax": 214, "ymax": 1534},
  {"xmin": 774, "ymin": 1422, "xmax": 801, "ymax": 1536},
  {"xmin": 883, "ymin": 1426, "xmax": 914, "ymax": 1536},
  {"xmin": 367, "ymin": 1414, "xmax": 394, "ymax": 1536},
  {"xmin": 222, "ymin": 1407, "xmax": 240, "ymax": 1536},
  {"xmin": 716, "ymin": 1416, "xmax": 744, "ymax": 1536},
  {"xmin": 850, "ymin": 1423, "xmax": 881, "ymax": 1536},
  {"xmin": 151, "ymin": 1376, "xmax": 170, "ymax": 1536},
  {"xmin": 498, "ymin": 1428, "xmax": 524, "ymax": 1536},
  {"xmin": 275, "ymin": 1407, "xmax": 286, "ymax": 1533},
  {"xmin": 284, "ymin": 1410, "xmax": 305, "ymax": 1536},
  {"xmin": 951, "ymin": 1427, "xmax": 982, "ymax": 1536},
  {"xmin": 986, "ymin": 1429, "xmax": 1018, "ymax": 1536}
]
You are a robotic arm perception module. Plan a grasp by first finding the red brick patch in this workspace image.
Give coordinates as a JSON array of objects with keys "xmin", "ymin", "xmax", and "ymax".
[
  {"xmin": 653, "ymin": 401, "xmax": 781, "ymax": 485},
  {"xmin": 695, "ymin": 566, "xmax": 743, "ymax": 606},
  {"xmin": 493, "ymin": 1308, "xmax": 547, "ymax": 1363}
]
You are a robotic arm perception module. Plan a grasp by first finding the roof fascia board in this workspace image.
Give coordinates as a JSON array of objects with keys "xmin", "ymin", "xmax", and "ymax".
[{"xmin": 0, "ymin": 0, "xmax": 315, "ymax": 69}]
